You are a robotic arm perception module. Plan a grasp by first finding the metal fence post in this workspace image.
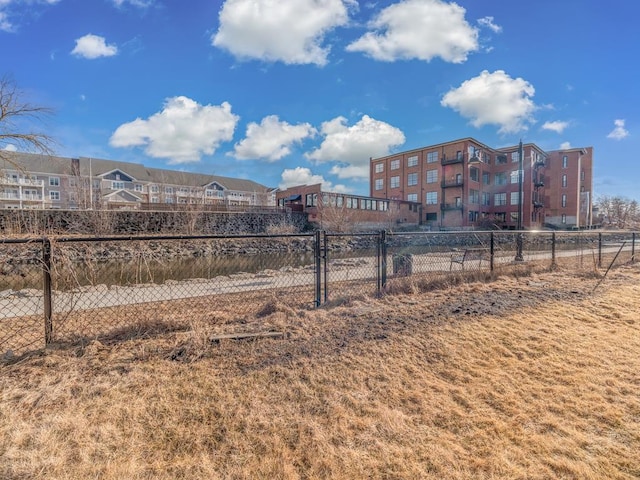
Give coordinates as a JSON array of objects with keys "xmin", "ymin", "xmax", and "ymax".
[
  {"xmin": 42, "ymin": 237, "xmax": 53, "ymax": 345},
  {"xmin": 551, "ymin": 232, "xmax": 556, "ymax": 268},
  {"xmin": 632, "ymin": 232, "xmax": 636, "ymax": 263},
  {"xmin": 490, "ymin": 231, "xmax": 494, "ymax": 272},
  {"xmin": 381, "ymin": 230, "xmax": 388, "ymax": 290},
  {"xmin": 323, "ymin": 231, "xmax": 328, "ymax": 303},
  {"xmin": 314, "ymin": 230, "xmax": 322, "ymax": 307},
  {"xmin": 598, "ymin": 232, "xmax": 603, "ymax": 268}
]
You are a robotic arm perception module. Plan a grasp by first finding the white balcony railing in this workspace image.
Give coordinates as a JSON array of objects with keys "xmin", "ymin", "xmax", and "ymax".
[
  {"xmin": 0, "ymin": 177, "xmax": 45, "ymax": 187},
  {"xmin": 0, "ymin": 192, "xmax": 44, "ymax": 201}
]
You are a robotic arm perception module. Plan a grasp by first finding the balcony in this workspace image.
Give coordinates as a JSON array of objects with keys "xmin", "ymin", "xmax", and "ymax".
[
  {"xmin": 441, "ymin": 179, "xmax": 464, "ymax": 188},
  {"xmin": 441, "ymin": 154, "xmax": 464, "ymax": 166},
  {"xmin": 0, "ymin": 192, "xmax": 44, "ymax": 201},
  {"xmin": 440, "ymin": 202, "xmax": 463, "ymax": 211},
  {"xmin": 0, "ymin": 177, "xmax": 45, "ymax": 187},
  {"xmin": 533, "ymin": 201, "xmax": 544, "ymax": 208},
  {"xmin": 534, "ymin": 159, "xmax": 545, "ymax": 168}
]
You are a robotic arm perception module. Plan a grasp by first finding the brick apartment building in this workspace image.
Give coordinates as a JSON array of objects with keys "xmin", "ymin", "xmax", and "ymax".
[
  {"xmin": 369, "ymin": 138, "xmax": 593, "ymax": 230},
  {"xmin": 276, "ymin": 183, "xmax": 421, "ymax": 230},
  {"xmin": 0, "ymin": 152, "xmax": 276, "ymax": 211}
]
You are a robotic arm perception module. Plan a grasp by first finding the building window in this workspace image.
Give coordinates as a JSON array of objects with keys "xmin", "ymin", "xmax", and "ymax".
[
  {"xmin": 49, "ymin": 177, "xmax": 60, "ymax": 187},
  {"xmin": 379, "ymin": 201, "xmax": 389, "ymax": 211},
  {"xmin": 375, "ymin": 178, "xmax": 384, "ymax": 190},
  {"xmin": 375, "ymin": 163, "xmax": 384, "ymax": 173},
  {"xmin": 510, "ymin": 212, "xmax": 519, "ymax": 222},
  {"xmin": 166, "ymin": 197, "xmax": 174, "ymax": 204},
  {"xmin": 390, "ymin": 176, "xmax": 400, "ymax": 188},
  {"xmin": 151, "ymin": 196, "xmax": 159, "ymax": 203},
  {"xmin": 482, "ymin": 192, "xmax": 491, "ymax": 206},
  {"xmin": 407, "ymin": 173, "xmax": 418, "ymax": 186},
  {"xmin": 425, "ymin": 212, "xmax": 437, "ymax": 222},
  {"xmin": 390, "ymin": 159, "xmax": 400, "ymax": 170},
  {"xmin": 510, "ymin": 192, "xmax": 520, "ymax": 205},
  {"xmin": 562, "ymin": 194, "xmax": 567, "ymax": 207},
  {"xmin": 495, "ymin": 172, "xmax": 507, "ymax": 185},
  {"xmin": 134, "ymin": 184, "xmax": 143, "ymax": 192},
  {"xmin": 494, "ymin": 193, "xmax": 507, "ymax": 206},
  {"xmin": 562, "ymin": 214, "xmax": 567, "ymax": 224},
  {"xmin": 407, "ymin": 155, "xmax": 419, "ymax": 167},
  {"xmin": 562, "ymin": 156, "xmax": 568, "ymax": 168},
  {"xmin": 427, "ymin": 151, "xmax": 438, "ymax": 163},
  {"xmin": 562, "ymin": 174, "xmax": 567, "ymax": 187},
  {"xmin": 482, "ymin": 172, "xmax": 490, "ymax": 185},
  {"xmin": 469, "ymin": 189, "xmax": 479, "ymax": 204},
  {"xmin": 426, "ymin": 169, "xmax": 438, "ymax": 184},
  {"xmin": 469, "ymin": 167, "xmax": 479, "ymax": 182},
  {"xmin": 407, "ymin": 193, "xmax": 418, "ymax": 202},
  {"xmin": 581, "ymin": 170, "xmax": 585, "ymax": 181},
  {"xmin": 496, "ymin": 154, "xmax": 507, "ymax": 165},
  {"xmin": 150, "ymin": 185, "xmax": 159, "ymax": 193},
  {"xmin": 510, "ymin": 170, "xmax": 522, "ymax": 184},
  {"xmin": 511, "ymin": 152, "xmax": 520, "ymax": 162},
  {"xmin": 426, "ymin": 191, "xmax": 438, "ymax": 205},
  {"xmin": 112, "ymin": 181, "xmax": 125, "ymax": 190},
  {"xmin": 165, "ymin": 187, "xmax": 174, "ymax": 194},
  {"xmin": 469, "ymin": 211, "xmax": 479, "ymax": 223},
  {"xmin": 305, "ymin": 193, "xmax": 317, "ymax": 207},
  {"xmin": 49, "ymin": 191, "xmax": 60, "ymax": 201}
]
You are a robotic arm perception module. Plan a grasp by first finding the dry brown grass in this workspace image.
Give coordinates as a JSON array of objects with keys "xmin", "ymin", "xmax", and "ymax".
[{"xmin": 2, "ymin": 264, "xmax": 640, "ymax": 479}]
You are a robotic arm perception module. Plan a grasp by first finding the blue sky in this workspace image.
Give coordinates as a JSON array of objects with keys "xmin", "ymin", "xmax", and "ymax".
[{"xmin": 2, "ymin": 0, "xmax": 638, "ymax": 200}]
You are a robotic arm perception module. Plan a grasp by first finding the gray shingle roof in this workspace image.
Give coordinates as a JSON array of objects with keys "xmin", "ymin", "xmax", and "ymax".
[{"xmin": 0, "ymin": 152, "xmax": 274, "ymax": 193}]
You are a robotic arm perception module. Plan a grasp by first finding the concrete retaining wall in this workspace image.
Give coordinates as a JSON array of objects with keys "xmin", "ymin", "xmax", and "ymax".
[{"xmin": 0, "ymin": 209, "xmax": 309, "ymax": 235}]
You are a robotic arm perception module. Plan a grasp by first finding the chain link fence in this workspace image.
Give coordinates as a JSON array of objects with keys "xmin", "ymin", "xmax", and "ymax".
[{"xmin": 1, "ymin": 230, "xmax": 637, "ymax": 358}]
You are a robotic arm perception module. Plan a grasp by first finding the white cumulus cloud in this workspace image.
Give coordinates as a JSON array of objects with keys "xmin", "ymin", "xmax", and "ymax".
[
  {"xmin": 71, "ymin": 34, "xmax": 118, "ymax": 59},
  {"xmin": 231, "ymin": 115, "xmax": 316, "ymax": 161},
  {"xmin": 346, "ymin": 0, "xmax": 479, "ymax": 63},
  {"xmin": 279, "ymin": 166, "xmax": 348, "ymax": 193},
  {"xmin": 305, "ymin": 115, "xmax": 405, "ymax": 180},
  {"xmin": 112, "ymin": 0, "xmax": 154, "ymax": 7},
  {"xmin": 441, "ymin": 70, "xmax": 536, "ymax": 134},
  {"xmin": 607, "ymin": 119, "xmax": 629, "ymax": 140},
  {"xmin": 109, "ymin": 96, "xmax": 239, "ymax": 164},
  {"xmin": 477, "ymin": 16, "xmax": 502, "ymax": 33},
  {"xmin": 212, "ymin": 0, "xmax": 354, "ymax": 66},
  {"xmin": 1, "ymin": 0, "xmax": 61, "ymax": 32},
  {"xmin": 559, "ymin": 142, "xmax": 572, "ymax": 150},
  {"xmin": 542, "ymin": 120, "xmax": 568, "ymax": 134},
  {"xmin": 0, "ymin": 11, "xmax": 12, "ymax": 32}
]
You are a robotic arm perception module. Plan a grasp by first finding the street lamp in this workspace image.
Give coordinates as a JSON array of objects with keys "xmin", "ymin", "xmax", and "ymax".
[{"xmin": 515, "ymin": 140, "xmax": 524, "ymax": 261}]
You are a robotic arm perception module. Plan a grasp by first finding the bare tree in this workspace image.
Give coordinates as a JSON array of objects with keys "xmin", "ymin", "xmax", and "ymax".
[
  {"xmin": 595, "ymin": 195, "xmax": 639, "ymax": 229},
  {"xmin": 0, "ymin": 75, "xmax": 55, "ymax": 163},
  {"xmin": 318, "ymin": 194, "xmax": 359, "ymax": 232}
]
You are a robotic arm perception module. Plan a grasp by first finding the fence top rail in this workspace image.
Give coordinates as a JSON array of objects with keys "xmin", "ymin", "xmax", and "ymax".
[
  {"xmin": 1, "ymin": 230, "xmax": 637, "ymax": 245},
  {"xmin": 324, "ymin": 232, "xmax": 381, "ymax": 238},
  {"xmin": 0, "ymin": 232, "xmax": 316, "ymax": 244},
  {"xmin": 0, "ymin": 237, "xmax": 46, "ymax": 245}
]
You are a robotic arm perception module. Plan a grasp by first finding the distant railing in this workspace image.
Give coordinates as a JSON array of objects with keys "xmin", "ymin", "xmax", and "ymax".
[{"xmin": 0, "ymin": 177, "xmax": 45, "ymax": 187}]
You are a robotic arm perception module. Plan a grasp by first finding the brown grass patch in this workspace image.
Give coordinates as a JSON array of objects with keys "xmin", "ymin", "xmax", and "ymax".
[{"xmin": 1, "ymin": 264, "xmax": 640, "ymax": 479}]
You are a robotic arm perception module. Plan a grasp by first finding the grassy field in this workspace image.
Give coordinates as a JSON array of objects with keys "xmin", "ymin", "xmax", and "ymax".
[{"xmin": 1, "ymin": 263, "xmax": 639, "ymax": 479}]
